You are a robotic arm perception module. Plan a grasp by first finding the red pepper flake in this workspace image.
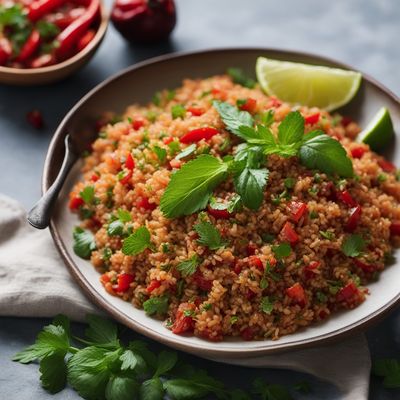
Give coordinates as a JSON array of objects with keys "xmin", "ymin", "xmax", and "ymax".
[
  {"xmin": 192, "ymin": 271, "xmax": 213, "ymax": 291},
  {"xmin": 390, "ymin": 221, "xmax": 400, "ymax": 236},
  {"xmin": 353, "ymin": 259, "xmax": 375, "ymax": 273},
  {"xmin": 163, "ymin": 136, "xmax": 174, "ymax": 144},
  {"xmin": 91, "ymin": 174, "xmax": 99, "ymax": 182},
  {"xmin": 281, "ymin": 222, "xmax": 299, "ymax": 246},
  {"xmin": 187, "ymin": 106, "xmax": 205, "ymax": 116},
  {"xmin": 180, "ymin": 127, "xmax": 219, "ymax": 144},
  {"xmin": 378, "ymin": 159, "xmax": 396, "ymax": 173},
  {"xmin": 241, "ymin": 327, "xmax": 255, "ymax": 341},
  {"xmin": 125, "ymin": 153, "xmax": 135, "ymax": 170},
  {"xmin": 246, "ymin": 289, "xmax": 257, "ymax": 300},
  {"xmin": 119, "ymin": 169, "xmax": 133, "ymax": 185},
  {"xmin": 303, "ymin": 261, "xmax": 320, "ymax": 280},
  {"xmin": 336, "ymin": 282, "xmax": 359, "ymax": 302},
  {"xmin": 146, "ymin": 279, "xmax": 161, "ymax": 294},
  {"xmin": 136, "ymin": 197, "xmax": 156, "ymax": 211},
  {"xmin": 69, "ymin": 196, "xmax": 84, "ymax": 210},
  {"xmin": 207, "ymin": 207, "xmax": 231, "ymax": 220},
  {"xmin": 26, "ymin": 110, "xmax": 44, "ymax": 129},
  {"xmin": 288, "ymin": 201, "xmax": 308, "ymax": 223},
  {"xmin": 132, "ymin": 118, "xmax": 146, "ymax": 130},
  {"xmin": 351, "ymin": 146, "xmax": 367, "ymax": 159},
  {"xmin": 286, "ymin": 282, "xmax": 306, "ymax": 307},
  {"xmin": 304, "ymin": 112, "xmax": 320, "ymax": 125},
  {"xmin": 337, "ymin": 190, "xmax": 357, "ymax": 208},
  {"xmin": 246, "ymin": 243, "xmax": 257, "ymax": 256},
  {"xmin": 248, "ymin": 255, "xmax": 263, "ymax": 271},
  {"xmin": 346, "ymin": 205, "xmax": 362, "ymax": 232},
  {"xmin": 239, "ymin": 98, "xmax": 257, "ymax": 113},
  {"xmin": 116, "ymin": 273, "xmax": 135, "ymax": 292}
]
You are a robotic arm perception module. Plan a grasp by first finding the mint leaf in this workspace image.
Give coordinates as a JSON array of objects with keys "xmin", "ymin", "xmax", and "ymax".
[
  {"xmin": 176, "ymin": 143, "xmax": 196, "ymax": 160},
  {"xmin": 39, "ymin": 353, "xmax": 67, "ymax": 393},
  {"xmin": 213, "ymin": 101, "xmax": 253, "ymax": 138},
  {"xmin": 143, "ymin": 296, "xmax": 169, "ymax": 316},
  {"xmin": 234, "ymin": 167, "xmax": 269, "ymax": 209},
  {"xmin": 160, "ymin": 155, "xmax": 229, "ymax": 218},
  {"xmin": 260, "ymin": 296, "xmax": 274, "ymax": 314},
  {"xmin": 272, "ymin": 243, "xmax": 291, "ymax": 259},
  {"xmin": 140, "ymin": 378, "xmax": 164, "ymax": 400},
  {"xmin": 341, "ymin": 234, "xmax": 365, "ymax": 257},
  {"xmin": 122, "ymin": 226, "xmax": 152, "ymax": 255},
  {"xmin": 210, "ymin": 194, "xmax": 242, "ymax": 213},
  {"xmin": 299, "ymin": 132, "xmax": 354, "ymax": 177},
  {"xmin": 176, "ymin": 255, "xmax": 200, "ymax": 277},
  {"xmin": 153, "ymin": 145, "xmax": 167, "ymax": 164},
  {"xmin": 154, "ymin": 351, "xmax": 178, "ymax": 377},
  {"xmin": 278, "ymin": 111, "xmax": 304, "ymax": 145},
  {"xmin": 105, "ymin": 376, "xmax": 139, "ymax": 400},
  {"xmin": 194, "ymin": 221, "xmax": 227, "ymax": 250},
  {"xmin": 227, "ymin": 67, "xmax": 256, "ymax": 88},
  {"xmin": 117, "ymin": 208, "xmax": 131, "ymax": 222},
  {"xmin": 108, "ymin": 219, "xmax": 124, "ymax": 236},
  {"xmin": 73, "ymin": 227, "xmax": 96, "ymax": 259},
  {"xmin": 80, "ymin": 186, "xmax": 95, "ymax": 204},
  {"xmin": 239, "ymin": 124, "xmax": 276, "ymax": 145},
  {"xmin": 372, "ymin": 359, "xmax": 400, "ymax": 388}
]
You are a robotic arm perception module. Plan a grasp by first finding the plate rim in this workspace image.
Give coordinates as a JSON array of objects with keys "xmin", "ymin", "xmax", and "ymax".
[{"xmin": 44, "ymin": 47, "xmax": 400, "ymax": 357}]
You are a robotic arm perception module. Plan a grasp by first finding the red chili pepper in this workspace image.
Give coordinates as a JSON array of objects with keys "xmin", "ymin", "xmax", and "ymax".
[
  {"xmin": 192, "ymin": 271, "xmax": 213, "ymax": 291},
  {"xmin": 26, "ymin": 110, "xmax": 44, "ymax": 129},
  {"xmin": 136, "ymin": 197, "xmax": 156, "ymax": 210},
  {"xmin": 353, "ymin": 259, "xmax": 375, "ymax": 273},
  {"xmin": 281, "ymin": 222, "xmax": 299, "ymax": 245},
  {"xmin": 180, "ymin": 127, "xmax": 219, "ymax": 144},
  {"xmin": 91, "ymin": 173, "xmax": 99, "ymax": 182},
  {"xmin": 28, "ymin": 0, "xmax": 67, "ymax": 22},
  {"xmin": 239, "ymin": 98, "xmax": 257, "ymax": 113},
  {"xmin": 304, "ymin": 112, "xmax": 320, "ymax": 125},
  {"xmin": 16, "ymin": 30, "xmax": 41, "ymax": 63},
  {"xmin": 207, "ymin": 206, "xmax": 231, "ymax": 220},
  {"xmin": 116, "ymin": 273, "xmax": 134, "ymax": 292},
  {"xmin": 0, "ymin": 37, "xmax": 12, "ymax": 66},
  {"xmin": 146, "ymin": 279, "xmax": 161, "ymax": 294},
  {"xmin": 378, "ymin": 159, "xmax": 396, "ymax": 173},
  {"xmin": 303, "ymin": 261, "xmax": 320, "ymax": 280},
  {"xmin": 76, "ymin": 29, "xmax": 96, "ymax": 52},
  {"xmin": 346, "ymin": 205, "xmax": 362, "ymax": 232},
  {"xmin": 390, "ymin": 221, "xmax": 400, "ymax": 236},
  {"xmin": 249, "ymin": 256, "xmax": 263, "ymax": 271},
  {"xmin": 286, "ymin": 282, "xmax": 306, "ymax": 307},
  {"xmin": 246, "ymin": 243, "xmax": 257, "ymax": 256},
  {"xmin": 288, "ymin": 201, "xmax": 308, "ymax": 223},
  {"xmin": 187, "ymin": 106, "xmax": 205, "ymax": 116},
  {"xmin": 337, "ymin": 190, "xmax": 357, "ymax": 208},
  {"xmin": 125, "ymin": 153, "xmax": 135, "ymax": 170},
  {"xmin": 47, "ymin": 7, "xmax": 86, "ymax": 29},
  {"xmin": 163, "ymin": 136, "xmax": 174, "ymax": 144},
  {"xmin": 55, "ymin": 0, "xmax": 100, "ymax": 61},
  {"xmin": 69, "ymin": 196, "xmax": 84, "ymax": 210},
  {"xmin": 132, "ymin": 118, "xmax": 146, "ymax": 130},
  {"xmin": 351, "ymin": 146, "xmax": 367, "ymax": 159},
  {"xmin": 172, "ymin": 305, "xmax": 195, "ymax": 334},
  {"xmin": 29, "ymin": 53, "xmax": 56, "ymax": 68},
  {"xmin": 119, "ymin": 169, "xmax": 132, "ymax": 185},
  {"xmin": 336, "ymin": 282, "xmax": 359, "ymax": 302},
  {"xmin": 241, "ymin": 327, "xmax": 254, "ymax": 341}
]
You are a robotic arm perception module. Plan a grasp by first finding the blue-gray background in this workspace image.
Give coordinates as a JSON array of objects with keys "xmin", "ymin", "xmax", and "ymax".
[{"xmin": 0, "ymin": 0, "xmax": 399, "ymax": 398}]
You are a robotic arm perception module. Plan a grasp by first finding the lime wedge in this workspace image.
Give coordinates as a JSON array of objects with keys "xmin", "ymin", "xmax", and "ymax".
[
  {"xmin": 256, "ymin": 57, "xmax": 362, "ymax": 111},
  {"xmin": 358, "ymin": 107, "xmax": 394, "ymax": 151}
]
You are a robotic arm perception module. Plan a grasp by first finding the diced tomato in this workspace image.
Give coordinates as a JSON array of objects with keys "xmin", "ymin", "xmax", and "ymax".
[
  {"xmin": 286, "ymin": 283, "xmax": 306, "ymax": 307},
  {"xmin": 268, "ymin": 96, "xmax": 282, "ymax": 108},
  {"xmin": 353, "ymin": 259, "xmax": 376, "ymax": 273},
  {"xmin": 119, "ymin": 170, "xmax": 133, "ymax": 185},
  {"xmin": 69, "ymin": 196, "xmax": 84, "ymax": 210},
  {"xmin": 337, "ymin": 190, "xmax": 357, "ymax": 207},
  {"xmin": 241, "ymin": 327, "xmax": 255, "ymax": 341},
  {"xmin": 303, "ymin": 261, "xmax": 320, "ymax": 280},
  {"xmin": 116, "ymin": 273, "xmax": 134, "ymax": 292},
  {"xmin": 336, "ymin": 282, "xmax": 359, "ymax": 302},
  {"xmin": 163, "ymin": 136, "xmax": 174, "ymax": 144},
  {"xmin": 132, "ymin": 118, "xmax": 146, "ymax": 130},
  {"xmin": 125, "ymin": 153, "xmax": 135, "ymax": 170},
  {"xmin": 351, "ymin": 147, "xmax": 367, "ymax": 159},
  {"xmin": 378, "ymin": 159, "xmax": 396, "ymax": 173},
  {"xmin": 146, "ymin": 279, "xmax": 161, "ymax": 294},
  {"xmin": 341, "ymin": 116, "xmax": 353, "ymax": 127},
  {"xmin": 91, "ymin": 174, "xmax": 99, "ymax": 182},
  {"xmin": 246, "ymin": 289, "xmax": 256, "ymax": 300},
  {"xmin": 207, "ymin": 206, "xmax": 232, "ymax": 219},
  {"xmin": 192, "ymin": 271, "xmax": 213, "ymax": 291},
  {"xmin": 233, "ymin": 260, "xmax": 242, "ymax": 275},
  {"xmin": 281, "ymin": 222, "xmax": 299, "ymax": 245},
  {"xmin": 172, "ymin": 305, "xmax": 196, "ymax": 334},
  {"xmin": 211, "ymin": 87, "xmax": 227, "ymax": 100},
  {"xmin": 239, "ymin": 98, "xmax": 257, "ymax": 113},
  {"xmin": 100, "ymin": 273, "xmax": 110, "ymax": 284},
  {"xmin": 249, "ymin": 256, "xmax": 263, "ymax": 271},
  {"xmin": 390, "ymin": 221, "xmax": 400, "ymax": 236},
  {"xmin": 169, "ymin": 159, "xmax": 182, "ymax": 169},
  {"xmin": 304, "ymin": 112, "xmax": 320, "ymax": 125},
  {"xmin": 288, "ymin": 201, "xmax": 308, "ymax": 223},
  {"xmin": 136, "ymin": 197, "xmax": 156, "ymax": 210},
  {"xmin": 318, "ymin": 310, "xmax": 329, "ymax": 320},
  {"xmin": 246, "ymin": 243, "xmax": 257, "ymax": 256},
  {"xmin": 198, "ymin": 327, "xmax": 223, "ymax": 341},
  {"xmin": 346, "ymin": 205, "xmax": 362, "ymax": 232},
  {"xmin": 187, "ymin": 106, "xmax": 205, "ymax": 116},
  {"xmin": 180, "ymin": 127, "xmax": 219, "ymax": 143}
]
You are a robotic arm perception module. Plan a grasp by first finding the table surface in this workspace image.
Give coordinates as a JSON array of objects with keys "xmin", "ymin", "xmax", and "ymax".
[{"xmin": 1, "ymin": 0, "xmax": 400, "ymax": 398}]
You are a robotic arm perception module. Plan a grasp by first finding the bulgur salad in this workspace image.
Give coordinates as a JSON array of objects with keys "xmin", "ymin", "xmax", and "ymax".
[{"xmin": 69, "ymin": 67, "xmax": 400, "ymax": 342}]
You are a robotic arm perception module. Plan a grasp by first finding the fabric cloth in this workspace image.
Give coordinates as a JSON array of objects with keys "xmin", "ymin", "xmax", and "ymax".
[{"xmin": 0, "ymin": 194, "xmax": 370, "ymax": 399}]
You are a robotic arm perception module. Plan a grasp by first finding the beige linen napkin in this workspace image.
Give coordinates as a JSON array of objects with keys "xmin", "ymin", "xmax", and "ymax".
[{"xmin": 0, "ymin": 194, "xmax": 370, "ymax": 399}]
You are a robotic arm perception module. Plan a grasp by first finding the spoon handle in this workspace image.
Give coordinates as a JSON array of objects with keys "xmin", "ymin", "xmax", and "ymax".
[{"xmin": 27, "ymin": 135, "xmax": 78, "ymax": 229}]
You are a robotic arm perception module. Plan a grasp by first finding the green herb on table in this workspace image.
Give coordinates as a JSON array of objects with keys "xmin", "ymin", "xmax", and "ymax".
[
  {"xmin": 73, "ymin": 227, "xmax": 96, "ymax": 259},
  {"xmin": 372, "ymin": 359, "xmax": 400, "ymax": 388},
  {"xmin": 293, "ymin": 380, "xmax": 312, "ymax": 394},
  {"xmin": 227, "ymin": 67, "xmax": 256, "ymax": 88},
  {"xmin": 252, "ymin": 377, "xmax": 293, "ymax": 400},
  {"xmin": 122, "ymin": 226, "xmax": 153, "ymax": 255},
  {"xmin": 176, "ymin": 254, "xmax": 201, "ymax": 277},
  {"xmin": 341, "ymin": 234, "xmax": 365, "ymax": 257},
  {"xmin": 194, "ymin": 220, "xmax": 227, "ymax": 250}
]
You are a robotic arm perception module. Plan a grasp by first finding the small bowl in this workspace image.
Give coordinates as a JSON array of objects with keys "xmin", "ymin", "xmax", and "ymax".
[{"xmin": 0, "ymin": 2, "xmax": 109, "ymax": 86}]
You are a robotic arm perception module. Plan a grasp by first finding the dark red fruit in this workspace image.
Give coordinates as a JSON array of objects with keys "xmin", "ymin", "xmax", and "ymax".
[{"xmin": 26, "ymin": 110, "xmax": 44, "ymax": 129}]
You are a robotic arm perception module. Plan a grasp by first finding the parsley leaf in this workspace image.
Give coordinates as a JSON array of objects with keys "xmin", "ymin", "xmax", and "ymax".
[
  {"xmin": 39, "ymin": 353, "xmax": 67, "ymax": 394},
  {"xmin": 372, "ymin": 359, "xmax": 400, "ymax": 388},
  {"xmin": 80, "ymin": 186, "xmax": 95, "ymax": 204},
  {"xmin": 272, "ymin": 243, "xmax": 291, "ymax": 259},
  {"xmin": 234, "ymin": 167, "xmax": 269, "ymax": 209},
  {"xmin": 153, "ymin": 145, "xmax": 167, "ymax": 164},
  {"xmin": 160, "ymin": 155, "xmax": 229, "ymax": 218},
  {"xmin": 299, "ymin": 132, "xmax": 354, "ymax": 178},
  {"xmin": 36, "ymin": 20, "xmax": 60, "ymax": 39},
  {"xmin": 105, "ymin": 376, "xmax": 139, "ymax": 400},
  {"xmin": 194, "ymin": 221, "xmax": 227, "ymax": 250},
  {"xmin": 171, "ymin": 104, "xmax": 186, "ymax": 119},
  {"xmin": 73, "ymin": 227, "xmax": 96, "ymax": 259},
  {"xmin": 143, "ymin": 296, "xmax": 169, "ymax": 316},
  {"xmin": 117, "ymin": 208, "xmax": 131, "ymax": 222},
  {"xmin": 227, "ymin": 67, "xmax": 256, "ymax": 88},
  {"xmin": 154, "ymin": 351, "xmax": 178, "ymax": 377},
  {"xmin": 85, "ymin": 315, "xmax": 119, "ymax": 347},
  {"xmin": 122, "ymin": 226, "xmax": 152, "ymax": 255},
  {"xmin": 341, "ymin": 234, "xmax": 365, "ymax": 257},
  {"xmin": 176, "ymin": 255, "xmax": 201, "ymax": 277},
  {"xmin": 140, "ymin": 378, "xmax": 164, "ymax": 400},
  {"xmin": 260, "ymin": 296, "xmax": 274, "ymax": 314},
  {"xmin": 278, "ymin": 111, "xmax": 304, "ymax": 145},
  {"xmin": 252, "ymin": 377, "xmax": 293, "ymax": 400}
]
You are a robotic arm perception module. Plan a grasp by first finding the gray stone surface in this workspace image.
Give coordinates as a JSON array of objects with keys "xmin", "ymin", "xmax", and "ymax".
[{"xmin": 0, "ymin": 0, "xmax": 399, "ymax": 398}]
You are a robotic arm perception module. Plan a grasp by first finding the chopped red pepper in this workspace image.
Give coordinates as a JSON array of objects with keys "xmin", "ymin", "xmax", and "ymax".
[
  {"xmin": 288, "ymin": 201, "xmax": 308, "ymax": 223},
  {"xmin": 304, "ymin": 112, "xmax": 320, "ymax": 125},
  {"xmin": 281, "ymin": 222, "xmax": 299, "ymax": 245},
  {"xmin": 246, "ymin": 243, "xmax": 257, "ymax": 256},
  {"xmin": 180, "ymin": 127, "xmax": 219, "ymax": 144},
  {"xmin": 163, "ymin": 136, "xmax": 174, "ymax": 144},
  {"xmin": 192, "ymin": 271, "xmax": 213, "ymax": 291},
  {"xmin": 136, "ymin": 197, "xmax": 156, "ymax": 210},
  {"xmin": 116, "ymin": 273, "xmax": 134, "ymax": 292},
  {"xmin": 119, "ymin": 169, "xmax": 132, "ymax": 185},
  {"xmin": 211, "ymin": 87, "xmax": 227, "ymax": 100},
  {"xmin": 303, "ymin": 261, "xmax": 320, "ymax": 280},
  {"xmin": 91, "ymin": 173, "xmax": 99, "ymax": 182},
  {"xmin": 69, "ymin": 196, "xmax": 84, "ymax": 210},
  {"xmin": 100, "ymin": 273, "xmax": 110, "ymax": 284},
  {"xmin": 268, "ymin": 96, "xmax": 282, "ymax": 108},
  {"xmin": 337, "ymin": 190, "xmax": 357, "ymax": 208},
  {"xmin": 390, "ymin": 221, "xmax": 400, "ymax": 236},
  {"xmin": 169, "ymin": 159, "xmax": 182, "ymax": 169},
  {"xmin": 76, "ymin": 29, "xmax": 96, "ymax": 52},
  {"xmin": 146, "ymin": 279, "xmax": 161, "ymax": 294},
  {"xmin": 132, "ymin": 118, "xmax": 146, "ymax": 130},
  {"xmin": 240, "ymin": 327, "xmax": 255, "ymax": 341},
  {"xmin": 286, "ymin": 283, "xmax": 306, "ymax": 307},
  {"xmin": 16, "ymin": 30, "xmax": 41, "ymax": 63},
  {"xmin": 336, "ymin": 282, "xmax": 359, "ymax": 302},
  {"xmin": 249, "ymin": 256, "xmax": 263, "ymax": 271},
  {"xmin": 187, "ymin": 106, "xmax": 205, "ymax": 116},
  {"xmin": 239, "ymin": 98, "xmax": 257, "ymax": 113},
  {"xmin": 233, "ymin": 260, "xmax": 242, "ymax": 275},
  {"xmin": 207, "ymin": 206, "xmax": 231, "ymax": 220},
  {"xmin": 353, "ymin": 259, "xmax": 375, "ymax": 273},
  {"xmin": 26, "ymin": 110, "xmax": 44, "ymax": 129},
  {"xmin": 125, "ymin": 153, "xmax": 135, "ymax": 170},
  {"xmin": 29, "ymin": 53, "xmax": 56, "ymax": 68},
  {"xmin": 378, "ymin": 159, "xmax": 396, "ymax": 173},
  {"xmin": 246, "ymin": 289, "xmax": 256, "ymax": 300},
  {"xmin": 0, "ymin": 38, "xmax": 12, "ymax": 66},
  {"xmin": 351, "ymin": 146, "xmax": 367, "ymax": 159},
  {"xmin": 346, "ymin": 205, "xmax": 362, "ymax": 232},
  {"xmin": 28, "ymin": 0, "xmax": 67, "ymax": 22},
  {"xmin": 341, "ymin": 116, "xmax": 353, "ymax": 127},
  {"xmin": 172, "ymin": 304, "xmax": 196, "ymax": 334}
]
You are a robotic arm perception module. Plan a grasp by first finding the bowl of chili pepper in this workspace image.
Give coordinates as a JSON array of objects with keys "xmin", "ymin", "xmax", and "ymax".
[{"xmin": 0, "ymin": 0, "xmax": 108, "ymax": 85}]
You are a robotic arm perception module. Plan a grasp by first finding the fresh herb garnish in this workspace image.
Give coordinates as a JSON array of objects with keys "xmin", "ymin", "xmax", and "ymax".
[
  {"xmin": 227, "ymin": 67, "xmax": 256, "ymax": 88},
  {"xmin": 260, "ymin": 296, "xmax": 274, "ymax": 314},
  {"xmin": 272, "ymin": 243, "xmax": 291, "ymax": 259},
  {"xmin": 252, "ymin": 377, "xmax": 293, "ymax": 400},
  {"xmin": 209, "ymin": 193, "xmax": 242, "ymax": 213},
  {"xmin": 372, "ymin": 359, "xmax": 400, "ymax": 388},
  {"xmin": 117, "ymin": 208, "xmax": 131, "ymax": 222},
  {"xmin": 341, "ymin": 234, "xmax": 365, "ymax": 257},
  {"xmin": 122, "ymin": 227, "xmax": 153, "ymax": 255},
  {"xmin": 176, "ymin": 254, "xmax": 201, "ymax": 277},
  {"xmin": 36, "ymin": 20, "xmax": 60, "ymax": 38},
  {"xmin": 143, "ymin": 296, "xmax": 169, "ymax": 315},
  {"xmin": 107, "ymin": 219, "xmax": 124, "ymax": 237},
  {"xmin": 152, "ymin": 145, "xmax": 167, "ymax": 164},
  {"xmin": 175, "ymin": 143, "xmax": 196, "ymax": 160},
  {"xmin": 194, "ymin": 221, "xmax": 227, "ymax": 250},
  {"xmin": 80, "ymin": 186, "xmax": 95, "ymax": 205},
  {"xmin": 171, "ymin": 104, "xmax": 186, "ymax": 119},
  {"xmin": 320, "ymin": 230, "xmax": 335, "ymax": 240},
  {"xmin": 168, "ymin": 140, "xmax": 181, "ymax": 157},
  {"xmin": 73, "ymin": 227, "xmax": 96, "ymax": 259}
]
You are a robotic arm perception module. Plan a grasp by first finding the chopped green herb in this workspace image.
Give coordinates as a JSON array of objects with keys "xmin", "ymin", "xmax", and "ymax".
[
  {"xmin": 176, "ymin": 255, "xmax": 201, "ymax": 277},
  {"xmin": 80, "ymin": 186, "xmax": 95, "ymax": 205},
  {"xmin": 146, "ymin": 110, "xmax": 158, "ymax": 123},
  {"xmin": 143, "ymin": 296, "xmax": 169, "ymax": 315},
  {"xmin": 176, "ymin": 280, "xmax": 185, "ymax": 298},
  {"xmin": 230, "ymin": 316, "xmax": 238, "ymax": 324},
  {"xmin": 171, "ymin": 104, "xmax": 186, "ymax": 119},
  {"xmin": 272, "ymin": 243, "xmax": 291, "ymax": 259},
  {"xmin": 36, "ymin": 20, "xmax": 60, "ymax": 39},
  {"xmin": 377, "ymin": 173, "xmax": 387, "ymax": 183},
  {"xmin": 153, "ymin": 145, "xmax": 167, "ymax": 164},
  {"xmin": 183, "ymin": 309, "xmax": 196, "ymax": 317},
  {"xmin": 152, "ymin": 91, "xmax": 161, "ymax": 106},
  {"xmin": 202, "ymin": 303, "xmax": 212, "ymax": 311},
  {"xmin": 261, "ymin": 233, "xmax": 275, "ymax": 243},
  {"xmin": 236, "ymin": 99, "xmax": 247, "ymax": 107},
  {"xmin": 284, "ymin": 177, "xmax": 296, "ymax": 189},
  {"xmin": 194, "ymin": 221, "xmax": 227, "ymax": 250},
  {"xmin": 309, "ymin": 210, "xmax": 318, "ymax": 219},
  {"xmin": 102, "ymin": 247, "xmax": 112, "ymax": 261},
  {"xmin": 200, "ymin": 90, "xmax": 211, "ymax": 98},
  {"xmin": 320, "ymin": 230, "xmax": 335, "ymax": 240},
  {"xmin": 316, "ymin": 291, "xmax": 327, "ymax": 303},
  {"xmin": 161, "ymin": 243, "xmax": 170, "ymax": 253},
  {"xmin": 341, "ymin": 234, "xmax": 365, "ymax": 257},
  {"xmin": 117, "ymin": 208, "xmax": 131, "ymax": 222},
  {"xmin": 79, "ymin": 208, "xmax": 94, "ymax": 220},
  {"xmin": 227, "ymin": 67, "xmax": 256, "ymax": 88},
  {"xmin": 372, "ymin": 359, "xmax": 400, "ymax": 388},
  {"xmin": 73, "ymin": 227, "xmax": 96, "ymax": 259},
  {"xmin": 107, "ymin": 220, "xmax": 124, "ymax": 237},
  {"xmin": 122, "ymin": 227, "xmax": 153, "ymax": 255},
  {"xmin": 168, "ymin": 140, "xmax": 181, "ymax": 157},
  {"xmin": 260, "ymin": 296, "xmax": 274, "ymax": 314},
  {"xmin": 166, "ymin": 90, "xmax": 175, "ymax": 101}
]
